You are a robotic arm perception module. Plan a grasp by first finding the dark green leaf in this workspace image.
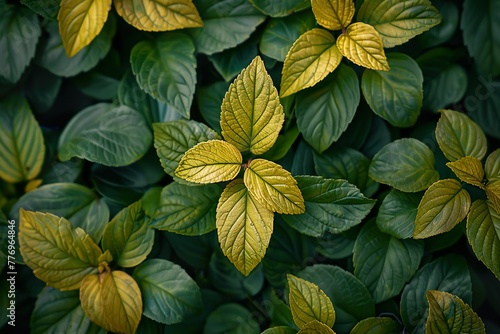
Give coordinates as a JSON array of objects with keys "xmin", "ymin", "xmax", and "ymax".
[
  {"xmin": 376, "ymin": 189, "xmax": 422, "ymax": 239},
  {"xmin": 465, "ymin": 75, "xmax": 500, "ymax": 139},
  {"xmin": 249, "ymin": 0, "xmax": 311, "ymax": 17},
  {"xmin": 415, "ymin": 2, "xmax": 459, "ymax": 49},
  {"xmin": 261, "ymin": 125, "xmax": 300, "ymax": 161},
  {"xmin": 197, "ymin": 81, "xmax": 229, "ymax": 133},
  {"xmin": 209, "ymin": 36, "xmax": 259, "ymax": 82},
  {"xmin": 20, "ymin": 0, "xmax": 60, "ymax": 20},
  {"xmin": 203, "ymin": 303, "xmax": 260, "ymax": 334}
]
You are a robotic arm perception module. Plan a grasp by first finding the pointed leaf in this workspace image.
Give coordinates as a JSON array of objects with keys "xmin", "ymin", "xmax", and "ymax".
[
  {"xmin": 311, "ymin": 0, "xmax": 355, "ymax": 30},
  {"xmin": 287, "ymin": 274, "xmax": 335, "ymax": 328},
  {"xmin": 485, "ymin": 180, "xmax": 500, "ymax": 214},
  {"xmin": 446, "ymin": 156, "xmax": 485, "ymax": 188},
  {"xmin": 244, "ymin": 159, "xmax": 305, "ymax": 214},
  {"xmin": 175, "ymin": 140, "xmax": 242, "ymax": 183},
  {"xmin": 350, "ymin": 317, "xmax": 402, "ymax": 334},
  {"xmin": 436, "ymin": 109, "xmax": 487, "ymax": 162},
  {"xmin": 280, "ymin": 28, "xmax": 342, "ymax": 97},
  {"xmin": 486, "ymin": 149, "xmax": 500, "ymax": 181},
  {"xmin": 114, "ymin": 0, "xmax": 203, "ymax": 31},
  {"xmin": 221, "ymin": 56, "xmax": 284, "ymax": 155},
  {"xmin": 337, "ymin": 22, "xmax": 389, "ymax": 71},
  {"xmin": 19, "ymin": 210, "xmax": 102, "ymax": 290},
  {"xmin": 376, "ymin": 189, "xmax": 421, "ymax": 239},
  {"xmin": 58, "ymin": 0, "xmax": 112, "ymax": 57},
  {"xmin": 216, "ymin": 179, "xmax": 273, "ymax": 275},
  {"xmin": 298, "ymin": 320, "xmax": 335, "ymax": 333}
]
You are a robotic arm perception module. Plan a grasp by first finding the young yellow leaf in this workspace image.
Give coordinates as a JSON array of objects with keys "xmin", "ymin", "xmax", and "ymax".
[
  {"xmin": 58, "ymin": 0, "xmax": 112, "ymax": 57},
  {"xmin": 175, "ymin": 140, "xmax": 242, "ymax": 183},
  {"xmin": 216, "ymin": 179, "xmax": 274, "ymax": 275},
  {"xmin": 114, "ymin": 0, "xmax": 203, "ymax": 32},
  {"xmin": 287, "ymin": 274, "xmax": 335, "ymax": 328},
  {"xmin": 221, "ymin": 56, "xmax": 284, "ymax": 155},
  {"xmin": 244, "ymin": 159, "xmax": 305, "ymax": 214},
  {"xmin": 19, "ymin": 210, "xmax": 102, "ymax": 290},
  {"xmin": 485, "ymin": 180, "xmax": 500, "ymax": 214},
  {"xmin": 297, "ymin": 320, "xmax": 336, "ymax": 333},
  {"xmin": 446, "ymin": 156, "xmax": 485, "ymax": 189},
  {"xmin": 311, "ymin": 0, "xmax": 355, "ymax": 30},
  {"xmin": 280, "ymin": 28, "xmax": 342, "ymax": 97},
  {"xmin": 337, "ymin": 22, "xmax": 390, "ymax": 71},
  {"xmin": 485, "ymin": 149, "xmax": 500, "ymax": 181}
]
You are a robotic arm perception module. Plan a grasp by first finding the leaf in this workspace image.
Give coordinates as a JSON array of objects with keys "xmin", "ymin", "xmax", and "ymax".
[
  {"xmin": 280, "ymin": 28, "xmax": 342, "ymax": 97},
  {"xmin": 244, "ymin": 159, "xmax": 305, "ymax": 214},
  {"xmin": 485, "ymin": 180, "xmax": 500, "ymax": 214},
  {"xmin": 216, "ymin": 179, "xmax": 273, "ymax": 275},
  {"xmin": 133, "ymin": 259, "xmax": 202, "ymax": 324},
  {"xmin": 18, "ymin": 210, "xmax": 102, "ymax": 290},
  {"xmin": 175, "ymin": 140, "xmax": 242, "ymax": 183},
  {"xmin": 249, "ymin": 0, "xmax": 311, "ymax": 17},
  {"xmin": 336, "ymin": 22, "xmax": 389, "ymax": 71},
  {"xmin": 426, "ymin": 290, "xmax": 486, "ymax": 334},
  {"xmin": 485, "ymin": 149, "xmax": 500, "ymax": 181},
  {"xmin": 435, "ymin": 109, "xmax": 487, "ymax": 162},
  {"xmin": 130, "ymin": 32, "xmax": 197, "ymax": 117},
  {"xmin": 446, "ymin": 156, "xmax": 485, "ymax": 188},
  {"xmin": 353, "ymin": 220, "xmax": 424, "ymax": 303},
  {"xmin": 20, "ymin": 0, "xmax": 60, "ymax": 20},
  {"xmin": 0, "ymin": 5, "xmax": 41, "ymax": 83},
  {"xmin": 311, "ymin": 0, "xmax": 354, "ymax": 30},
  {"xmin": 58, "ymin": 0, "xmax": 112, "ymax": 57},
  {"xmin": 287, "ymin": 274, "xmax": 335, "ymax": 328},
  {"xmin": 262, "ymin": 327, "xmax": 297, "ymax": 334},
  {"xmin": 350, "ymin": 317, "xmax": 402, "ymax": 334},
  {"xmin": 357, "ymin": 0, "xmax": 441, "ymax": 48},
  {"xmin": 221, "ymin": 56, "xmax": 284, "ymax": 155},
  {"xmin": 0, "ymin": 96, "xmax": 45, "ymax": 183},
  {"xmin": 209, "ymin": 36, "xmax": 259, "ymax": 82},
  {"xmin": 298, "ymin": 320, "xmax": 335, "ymax": 333},
  {"xmin": 296, "ymin": 64, "xmax": 360, "ymax": 153},
  {"xmin": 415, "ymin": 2, "xmax": 459, "ymax": 49},
  {"xmin": 58, "ymin": 103, "xmax": 152, "ymax": 166},
  {"xmin": 376, "ymin": 189, "xmax": 421, "ymax": 239},
  {"xmin": 282, "ymin": 176, "xmax": 375, "ymax": 237},
  {"xmin": 361, "ymin": 52, "xmax": 423, "ymax": 127},
  {"xmin": 114, "ymin": 0, "xmax": 203, "ymax": 31},
  {"xmin": 465, "ymin": 75, "xmax": 500, "ymax": 140},
  {"xmin": 204, "ymin": 303, "xmax": 260, "ymax": 333},
  {"xmin": 80, "ymin": 270, "xmax": 142, "ymax": 334},
  {"xmin": 467, "ymin": 200, "xmax": 500, "ymax": 280},
  {"xmin": 369, "ymin": 138, "xmax": 439, "ymax": 192}
]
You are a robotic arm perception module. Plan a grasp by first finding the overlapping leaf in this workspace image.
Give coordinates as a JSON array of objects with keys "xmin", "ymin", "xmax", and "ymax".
[
  {"xmin": 350, "ymin": 317, "xmax": 402, "ymax": 334},
  {"xmin": 485, "ymin": 180, "xmax": 500, "ymax": 213},
  {"xmin": 249, "ymin": 0, "xmax": 311, "ymax": 17},
  {"xmin": 485, "ymin": 149, "xmax": 500, "ymax": 181},
  {"xmin": 446, "ymin": 156, "xmax": 485, "ymax": 188},
  {"xmin": 311, "ymin": 0, "xmax": 355, "ymax": 30},
  {"xmin": 376, "ymin": 189, "xmax": 421, "ymax": 239},
  {"xmin": 298, "ymin": 320, "xmax": 335, "ymax": 334}
]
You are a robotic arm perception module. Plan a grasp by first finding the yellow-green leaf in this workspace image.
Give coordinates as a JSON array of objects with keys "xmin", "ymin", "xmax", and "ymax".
[
  {"xmin": 485, "ymin": 180, "xmax": 500, "ymax": 214},
  {"xmin": 298, "ymin": 320, "xmax": 336, "ymax": 334},
  {"xmin": 19, "ymin": 209, "xmax": 102, "ymax": 290},
  {"xmin": 221, "ymin": 56, "xmax": 284, "ymax": 155},
  {"xmin": 446, "ymin": 156, "xmax": 485, "ymax": 188},
  {"xmin": 485, "ymin": 149, "xmax": 500, "ymax": 181},
  {"xmin": 311, "ymin": 0, "xmax": 355, "ymax": 30},
  {"xmin": 80, "ymin": 270, "xmax": 142, "ymax": 334},
  {"xmin": 58, "ymin": 0, "xmax": 112, "ymax": 57},
  {"xmin": 280, "ymin": 28, "xmax": 342, "ymax": 97},
  {"xmin": 287, "ymin": 274, "xmax": 335, "ymax": 328},
  {"xmin": 114, "ymin": 0, "xmax": 203, "ymax": 31},
  {"xmin": 216, "ymin": 179, "xmax": 274, "ymax": 275},
  {"xmin": 426, "ymin": 290, "xmax": 485, "ymax": 333},
  {"xmin": 414, "ymin": 179, "xmax": 471, "ymax": 239},
  {"xmin": 336, "ymin": 22, "xmax": 389, "ymax": 71},
  {"xmin": 244, "ymin": 159, "xmax": 305, "ymax": 214},
  {"xmin": 175, "ymin": 140, "xmax": 242, "ymax": 183}
]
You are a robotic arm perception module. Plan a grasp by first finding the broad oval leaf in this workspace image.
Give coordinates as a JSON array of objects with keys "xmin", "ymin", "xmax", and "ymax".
[
  {"xmin": 249, "ymin": 0, "xmax": 311, "ymax": 17},
  {"xmin": 369, "ymin": 138, "xmax": 439, "ymax": 192},
  {"xmin": 485, "ymin": 180, "xmax": 500, "ymax": 214},
  {"xmin": 175, "ymin": 140, "xmax": 242, "ymax": 183},
  {"xmin": 436, "ymin": 109, "xmax": 487, "ymax": 162},
  {"xmin": 357, "ymin": 0, "xmax": 441, "ymax": 48},
  {"xmin": 114, "ymin": 0, "xmax": 203, "ymax": 31},
  {"xmin": 361, "ymin": 52, "xmax": 423, "ymax": 127},
  {"xmin": 58, "ymin": 103, "xmax": 152, "ymax": 166},
  {"xmin": 376, "ymin": 189, "xmax": 421, "ymax": 239},
  {"xmin": 216, "ymin": 179, "xmax": 274, "ymax": 275},
  {"xmin": 244, "ymin": 159, "xmax": 305, "ymax": 214},
  {"xmin": 485, "ymin": 149, "xmax": 500, "ymax": 181},
  {"xmin": 350, "ymin": 317, "xmax": 402, "ymax": 334},
  {"xmin": 19, "ymin": 210, "xmax": 102, "ymax": 290},
  {"xmin": 221, "ymin": 56, "xmax": 284, "ymax": 155},
  {"xmin": 133, "ymin": 259, "xmax": 202, "ymax": 324},
  {"xmin": 298, "ymin": 320, "xmax": 335, "ymax": 334},
  {"xmin": 311, "ymin": 0, "xmax": 355, "ymax": 30},
  {"xmin": 20, "ymin": 0, "xmax": 60, "ymax": 20},
  {"xmin": 280, "ymin": 28, "xmax": 342, "ymax": 97},
  {"xmin": 58, "ymin": 0, "xmax": 112, "ymax": 57},
  {"xmin": 336, "ymin": 22, "xmax": 389, "ymax": 71},
  {"xmin": 446, "ymin": 156, "xmax": 485, "ymax": 188}
]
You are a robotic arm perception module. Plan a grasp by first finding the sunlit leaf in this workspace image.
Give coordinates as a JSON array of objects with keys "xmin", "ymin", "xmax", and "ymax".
[
  {"xmin": 311, "ymin": 0, "xmax": 355, "ymax": 30},
  {"xmin": 298, "ymin": 320, "xmax": 335, "ymax": 333},
  {"xmin": 486, "ymin": 149, "xmax": 500, "ymax": 181},
  {"xmin": 446, "ymin": 156, "xmax": 485, "ymax": 188},
  {"xmin": 350, "ymin": 317, "xmax": 402, "ymax": 334}
]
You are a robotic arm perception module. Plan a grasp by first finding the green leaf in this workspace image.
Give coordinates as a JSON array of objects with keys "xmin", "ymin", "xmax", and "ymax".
[
  {"xmin": 189, "ymin": 0, "xmax": 266, "ymax": 55},
  {"xmin": 133, "ymin": 259, "xmax": 202, "ymax": 324},
  {"xmin": 415, "ymin": 2, "xmax": 459, "ymax": 49},
  {"xmin": 311, "ymin": 0, "xmax": 355, "ymax": 30},
  {"xmin": 24, "ymin": 66, "xmax": 62, "ymax": 113},
  {"xmin": 0, "ymin": 96, "xmax": 45, "ymax": 183},
  {"xmin": 20, "ymin": 0, "xmax": 60, "ymax": 20},
  {"xmin": 197, "ymin": 81, "xmax": 229, "ymax": 132},
  {"xmin": 262, "ymin": 327, "xmax": 297, "ymax": 334},
  {"xmin": 350, "ymin": 317, "xmax": 402, "ymax": 334},
  {"xmin": 209, "ymin": 36, "xmax": 259, "ymax": 82},
  {"xmin": 435, "ymin": 109, "xmax": 488, "ymax": 162},
  {"xmin": 58, "ymin": 103, "xmax": 152, "ymax": 166},
  {"xmin": 316, "ymin": 232, "xmax": 355, "ymax": 260},
  {"xmin": 260, "ymin": 125, "xmax": 301, "ymax": 161},
  {"xmin": 296, "ymin": 64, "xmax": 360, "ymax": 153},
  {"xmin": 485, "ymin": 180, "xmax": 500, "ymax": 214},
  {"xmin": 280, "ymin": 28, "xmax": 342, "ymax": 97},
  {"xmin": 298, "ymin": 320, "xmax": 335, "ymax": 333},
  {"xmin": 114, "ymin": 0, "xmax": 203, "ymax": 31},
  {"xmin": 216, "ymin": 179, "xmax": 274, "ymax": 275},
  {"xmin": 369, "ymin": 138, "xmax": 439, "ymax": 192},
  {"xmin": 357, "ymin": 0, "xmax": 441, "ymax": 48},
  {"xmin": 466, "ymin": 200, "xmax": 500, "ymax": 280},
  {"xmin": 130, "ymin": 32, "xmax": 196, "ymax": 117},
  {"xmin": 426, "ymin": 290, "xmax": 486, "ymax": 334},
  {"xmin": 465, "ymin": 75, "xmax": 500, "ymax": 140},
  {"xmin": 361, "ymin": 52, "xmax": 423, "ymax": 127},
  {"xmin": 0, "ymin": 5, "xmax": 40, "ymax": 83},
  {"xmin": 353, "ymin": 220, "xmax": 424, "ymax": 303},
  {"xmin": 19, "ymin": 210, "xmax": 102, "ymax": 290},
  {"xmin": 376, "ymin": 189, "xmax": 421, "ymax": 239},
  {"xmin": 282, "ymin": 176, "xmax": 375, "ymax": 237},
  {"xmin": 336, "ymin": 22, "xmax": 389, "ymax": 71},
  {"xmin": 287, "ymin": 274, "xmax": 335, "ymax": 328},
  {"xmin": 204, "ymin": 303, "xmax": 260, "ymax": 334},
  {"xmin": 486, "ymin": 149, "xmax": 500, "ymax": 181},
  {"xmin": 221, "ymin": 56, "xmax": 284, "ymax": 155},
  {"xmin": 446, "ymin": 156, "xmax": 485, "ymax": 188},
  {"xmin": 249, "ymin": 0, "xmax": 311, "ymax": 17}
]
